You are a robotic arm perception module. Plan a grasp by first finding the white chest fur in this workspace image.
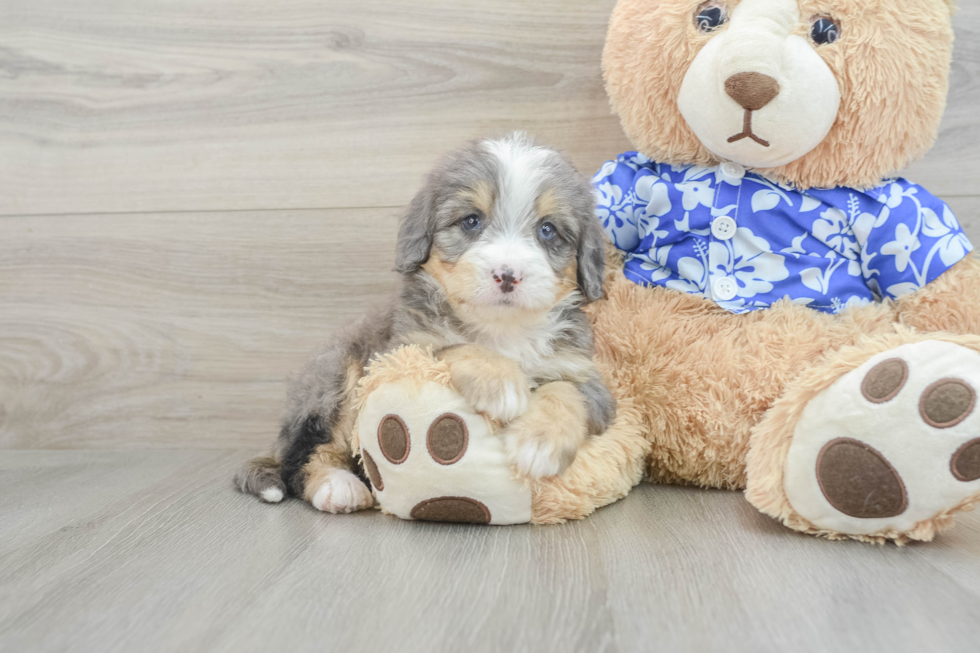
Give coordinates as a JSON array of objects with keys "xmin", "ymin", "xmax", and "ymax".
[{"xmin": 472, "ymin": 312, "xmax": 590, "ymax": 385}]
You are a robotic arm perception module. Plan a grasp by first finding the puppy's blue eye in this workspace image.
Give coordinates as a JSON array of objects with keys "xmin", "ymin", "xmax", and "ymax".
[
  {"xmin": 461, "ymin": 214, "xmax": 482, "ymax": 232},
  {"xmin": 695, "ymin": 3, "xmax": 727, "ymax": 33},
  {"xmin": 538, "ymin": 222, "xmax": 556, "ymax": 241},
  {"xmin": 810, "ymin": 17, "xmax": 840, "ymax": 45}
]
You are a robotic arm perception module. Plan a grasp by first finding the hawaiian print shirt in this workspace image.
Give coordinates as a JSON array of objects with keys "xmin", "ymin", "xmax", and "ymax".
[{"xmin": 593, "ymin": 151, "xmax": 973, "ymax": 314}]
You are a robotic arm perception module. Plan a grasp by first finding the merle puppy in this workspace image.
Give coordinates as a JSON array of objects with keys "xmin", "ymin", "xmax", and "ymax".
[{"xmin": 236, "ymin": 133, "xmax": 615, "ymax": 513}]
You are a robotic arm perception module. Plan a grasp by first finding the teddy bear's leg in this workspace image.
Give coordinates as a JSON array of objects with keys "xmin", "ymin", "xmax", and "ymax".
[
  {"xmin": 746, "ymin": 330, "xmax": 980, "ymax": 543},
  {"xmin": 894, "ymin": 256, "xmax": 980, "ymax": 335}
]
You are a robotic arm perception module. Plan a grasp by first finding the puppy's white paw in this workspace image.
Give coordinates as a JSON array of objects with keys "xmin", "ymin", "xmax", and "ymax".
[
  {"xmin": 444, "ymin": 350, "xmax": 531, "ymax": 424},
  {"xmin": 513, "ymin": 439, "xmax": 563, "ymax": 478},
  {"xmin": 472, "ymin": 381, "xmax": 529, "ymax": 424},
  {"xmin": 311, "ymin": 470, "xmax": 373, "ymax": 514},
  {"xmin": 505, "ymin": 423, "xmax": 579, "ymax": 479},
  {"xmin": 260, "ymin": 487, "xmax": 284, "ymax": 503}
]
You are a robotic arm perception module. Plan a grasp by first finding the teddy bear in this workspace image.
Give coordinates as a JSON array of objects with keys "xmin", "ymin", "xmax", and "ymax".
[{"xmin": 355, "ymin": 0, "xmax": 980, "ymax": 542}]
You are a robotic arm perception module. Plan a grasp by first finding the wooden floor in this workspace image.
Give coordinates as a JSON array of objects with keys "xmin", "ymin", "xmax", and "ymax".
[
  {"xmin": 3, "ymin": 450, "xmax": 980, "ymax": 653},
  {"xmin": 3, "ymin": 1, "xmax": 980, "ymax": 651}
]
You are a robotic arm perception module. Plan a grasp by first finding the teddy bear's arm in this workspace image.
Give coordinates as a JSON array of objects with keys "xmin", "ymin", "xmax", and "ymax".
[{"xmin": 895, "ymin": 256, "xmax": 980, "ymax": 335}]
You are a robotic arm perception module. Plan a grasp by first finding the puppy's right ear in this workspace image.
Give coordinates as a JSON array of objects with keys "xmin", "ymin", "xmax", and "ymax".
[{"xmin": 394, "ymin": 187, "xmax": 434, "ymax": 274}]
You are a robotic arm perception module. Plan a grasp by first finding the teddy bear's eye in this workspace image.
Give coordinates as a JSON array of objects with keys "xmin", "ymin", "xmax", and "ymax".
[
  {"xmin": 695, "ymin": 2, "xmax": 728, "ymax": 34},
  {"xmin": 810, "ymin": 16, "xmax": 841, "ymax": 45}
]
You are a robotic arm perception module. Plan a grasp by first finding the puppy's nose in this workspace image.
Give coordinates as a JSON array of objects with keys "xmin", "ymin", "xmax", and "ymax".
[
  {"xmin": 492, "ymin": 268, "xmax": 520, "ymax": 294},
  {"xmin": 724, "ymin": 72, "xmax": 780, "ymax": 111}
]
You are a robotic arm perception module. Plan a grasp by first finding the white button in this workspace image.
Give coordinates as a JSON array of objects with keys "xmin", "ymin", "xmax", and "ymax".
[
  {"xmin": 720, "ymin": 161, "xmax": 745, "ymax": 180},
  {"xmin": 713, "ymin": 276, "xmax": 738, "ymax": 301},
  {"xmin": 711, "ymin": 216, "xmax": 737, "ymax": 240}
]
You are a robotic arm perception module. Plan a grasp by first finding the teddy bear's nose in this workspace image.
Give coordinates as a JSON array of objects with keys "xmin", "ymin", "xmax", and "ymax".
[{"xmin": 724, "ymin": 72, "xmax": 781, "ymax": 111}]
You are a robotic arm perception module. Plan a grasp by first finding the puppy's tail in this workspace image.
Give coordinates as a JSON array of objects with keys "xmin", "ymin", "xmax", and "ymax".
[{"xmin": 234, "ymin": 456, "xmax": 287, "ymax": 504}]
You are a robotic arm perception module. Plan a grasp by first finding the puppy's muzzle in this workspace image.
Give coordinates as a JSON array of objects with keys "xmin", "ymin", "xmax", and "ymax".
[{"xmin": 492, "ymin": 267, "xmax": 521, "ymax": 294}]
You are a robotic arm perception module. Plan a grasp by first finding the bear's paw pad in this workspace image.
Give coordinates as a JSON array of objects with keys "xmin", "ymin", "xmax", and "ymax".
[
  {"xmin": 410, "ymin": 497, "xmax": 491, "ymax": 524},
  {"xmin": 357, "ymin": 379, "xmax": 532, "ymax": 525},
  {"xmin": 785, "ymin": 340, "xmax": 980, "ymax": 536}
]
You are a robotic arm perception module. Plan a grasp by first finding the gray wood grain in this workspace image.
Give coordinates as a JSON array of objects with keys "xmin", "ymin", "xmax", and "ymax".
[
  {"xmin": 0, "ymin": 0, "xmax": 630, "ymax": 216},
  {"xmin": 904, "ymin": 8, "xmax": 980, "ymax": 192},
  {"xmin": 1, "ymin": 1, "xmax": 977, "ymax": 216},
  {"xmin": 0, "ymin": 208, "xmax": 400, "ymax": 449},
  {"xmin": 0, "ymin": 450, "xmax": 978, "ymax": 653}
]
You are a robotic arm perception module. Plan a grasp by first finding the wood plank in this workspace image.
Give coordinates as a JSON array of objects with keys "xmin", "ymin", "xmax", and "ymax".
[
  {"xmin": 0, "ymin": 0, "xmax": 630, "ymax": 216},
  {"xmin": 904, "ymin": 9, "xmax": 980, "ymax": 190},
  {"xmin": 0, "ymin": 208, "xmax": 401, "ymax": 450},
  {"xmin": 0, "ymin": 450, "xmax": 978, "ymax": 653},
  {"xmin": 2, "ymin": 1, "xmax": 977, "ymax": 216}
]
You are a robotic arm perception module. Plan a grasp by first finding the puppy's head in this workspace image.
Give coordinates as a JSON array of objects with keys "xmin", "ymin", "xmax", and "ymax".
[{"xmin": 395, "ymin": 133, "xmax": 604, "ymax": 323}]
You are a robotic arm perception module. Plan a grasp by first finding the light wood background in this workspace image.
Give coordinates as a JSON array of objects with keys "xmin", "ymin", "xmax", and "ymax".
[
  {"xmin": 2, "ymin": 0, "xmax": 978, "ymax": 451},
  {"xmin": 3, "ymin": 3, "xmax": 980, "ymax": 652}
]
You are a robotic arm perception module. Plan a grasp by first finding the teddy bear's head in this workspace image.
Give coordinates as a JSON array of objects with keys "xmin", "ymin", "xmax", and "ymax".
[{"xmin": 603, "ymin": 0, "xmax": 955, "ymax": 189}]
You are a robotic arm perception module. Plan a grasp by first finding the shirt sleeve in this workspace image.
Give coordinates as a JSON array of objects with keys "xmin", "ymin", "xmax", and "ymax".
[
  {"xmin": 592, "ymin": 153, "xmax": 645, "ymax": 252},
  {"xmin": 859, "ymin": 179, "xmax": 973, "ymax": 300}
]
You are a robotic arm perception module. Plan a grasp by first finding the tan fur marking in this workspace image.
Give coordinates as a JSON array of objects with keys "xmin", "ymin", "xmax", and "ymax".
[
  {"xmin": 438, "ymin": 343, "xmax": 517, "ymax": 367},
  {"xmin": 555, "ymin": 261, "xmax": 579, "ymax": 303},
  {"xmin": 423, "ymin": 250, "xmax": 551, "ymax": 328},
  {"xmin": 535, "ymin": 187, "xmax": 563, "ymax": 221},
  {"xmin": 509, "ymin": 381, "xmax": 589, "ymax": 473},
  {"xmin": 438, "ymin": 344, "xmax": 530, "ymax": 423},
  {"xmin": 460, "ymin": 181, "xmax": 496, "ymax": 217},
  {"xmin": 422, "ymin": 251, "xmax": 475, "ymax": 311},
  {"xmin": 302, "ymin": 359, "xmax": 363, "ymax": 502},
  {"xmin": 528, "ymin": 353, "xmax": 594, "ymax": 386}
]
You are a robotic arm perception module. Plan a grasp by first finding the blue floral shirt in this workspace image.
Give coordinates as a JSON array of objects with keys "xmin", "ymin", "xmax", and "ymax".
[{"xmin": 593, "ymin": 152, "xmax": 973, "ymax": 314}]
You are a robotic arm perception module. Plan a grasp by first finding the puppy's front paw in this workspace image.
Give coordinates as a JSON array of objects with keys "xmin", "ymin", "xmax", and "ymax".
[
  {"xmin": 470, "ymin": 378, "xmax": 529, "ymax": 423},
  {"xmin": 511, "ymin": 437, "xmax": 566, "ymax": 478},
  {"xmin": 311, "ymin": 470, "xmax": 373, "ymax": 514},
  {"xmin": 503, "ymin": 381, "xmax": 588, "ymax": 479},
  {"xmin": 446, "ymin": 354, "xmax": 531, "ymax": 423},
  {"xmin": 505, "ymin": 423, "xmax": 581, "ymax": 479}
]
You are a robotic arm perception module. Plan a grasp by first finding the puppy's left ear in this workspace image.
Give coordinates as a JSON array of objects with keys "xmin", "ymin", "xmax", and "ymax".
[
  {"xmin": 577, "ymin": 218, "xmax": 606, "ymax": 302},
  {"xmin": 394, "ymin": 186, "xmax": 434, "ymax": 274}
]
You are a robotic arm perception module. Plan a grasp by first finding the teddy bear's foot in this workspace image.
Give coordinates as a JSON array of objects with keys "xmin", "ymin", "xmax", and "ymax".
[
  {"xmin": 355, "ymin": 352, "xmax": 533, "ymax": 525},
  {"xmin": 750, "ymin": 337, "xmax": 980, "ymax": 543}
]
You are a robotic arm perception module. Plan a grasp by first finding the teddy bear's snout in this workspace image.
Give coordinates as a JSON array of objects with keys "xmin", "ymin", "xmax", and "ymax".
[{"xmin": 724, "ymin": 72, "xmax": 780, "ymax": 112}]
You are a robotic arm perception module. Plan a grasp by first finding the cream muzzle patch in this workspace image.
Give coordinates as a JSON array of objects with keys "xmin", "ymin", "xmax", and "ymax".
[{"xmin": 678, "ymin": 0, "xmax": 841, "ymax": 169}]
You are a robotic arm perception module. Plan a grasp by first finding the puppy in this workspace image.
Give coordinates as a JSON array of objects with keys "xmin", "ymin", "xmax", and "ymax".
[{"xmin": 235, "ymin": 132, "xmax": 615, "ymax": 513}]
